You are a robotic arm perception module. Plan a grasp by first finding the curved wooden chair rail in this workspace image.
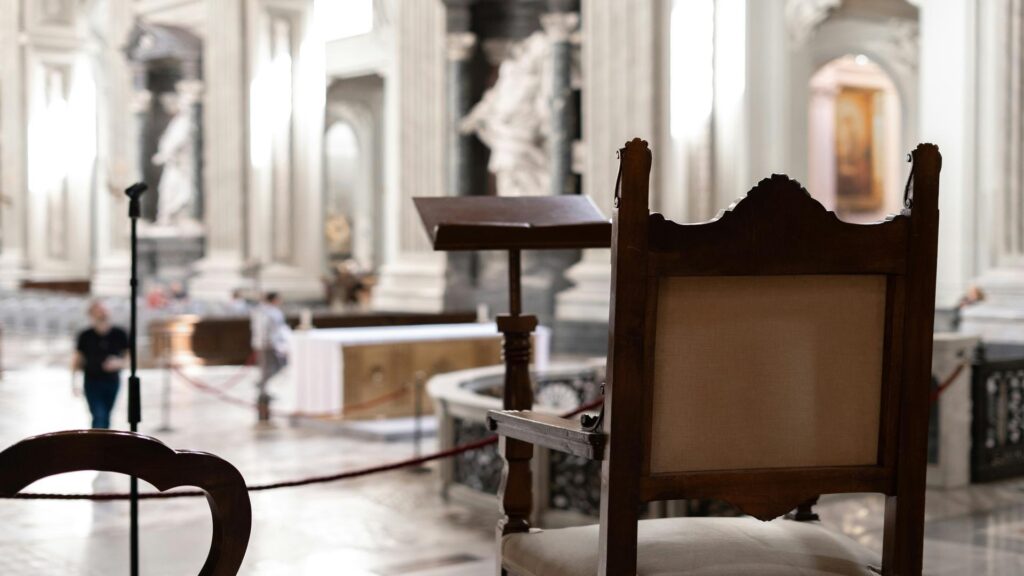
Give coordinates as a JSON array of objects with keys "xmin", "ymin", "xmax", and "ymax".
[{"xmin": 0, "ymin": 430, "xmax": 251, "ymax": 576}]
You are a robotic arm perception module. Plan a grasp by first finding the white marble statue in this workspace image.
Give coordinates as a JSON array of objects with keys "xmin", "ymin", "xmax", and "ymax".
[
  {"xmin": 152, "ymin": 92, "xmax": 197, "ymax": 227},
  {"xmin": 460, "ymin": 31, "xmax": 552, "ymax": 197}
]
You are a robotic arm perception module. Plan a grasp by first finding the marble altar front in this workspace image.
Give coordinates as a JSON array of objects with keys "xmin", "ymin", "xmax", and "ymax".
[{"xmin": 291, "ymin": 323, "xmax": 551, "ymax": 418}]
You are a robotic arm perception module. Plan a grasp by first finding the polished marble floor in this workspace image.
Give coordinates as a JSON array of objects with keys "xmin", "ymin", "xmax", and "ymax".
[{"xmin": 1, "ymin": 334, "xmax": 1024, "ymax": 574}]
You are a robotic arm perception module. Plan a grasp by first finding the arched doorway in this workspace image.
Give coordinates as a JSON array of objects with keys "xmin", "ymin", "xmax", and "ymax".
[
  {"xmin": 324, "ymin": 121, "xmax": 361, "ymax": 265},
  {"xmin": 324, "ymin": 75, "xmax": 384, "ymax": 274},
  {"xmin": 807, "ymin": 55, "xmax": 902, "ymax": 223}
]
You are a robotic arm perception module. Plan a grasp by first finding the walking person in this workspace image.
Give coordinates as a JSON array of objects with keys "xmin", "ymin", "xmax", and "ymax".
[
  {"xmin": 72, "ymin": 300, "xmax": 129, "ymax": 429},
  {"xmin": 250, "ymin": 292, "xmax": 291, "ymax": 421}
]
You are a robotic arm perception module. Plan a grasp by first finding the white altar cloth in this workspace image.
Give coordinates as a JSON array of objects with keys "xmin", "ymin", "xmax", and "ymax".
[{"xmin": 291, "ymin": 322, "xmax": 550, "ymax": 414}]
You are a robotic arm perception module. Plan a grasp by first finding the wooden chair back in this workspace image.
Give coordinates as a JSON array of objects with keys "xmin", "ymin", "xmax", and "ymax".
[
  {"xmin": 0, "ymin": 430, "xmax": 251, "ymax": 576},
  {"xmin": 599, "ymin": 139, "xmax": 941, "ymax": 575}
]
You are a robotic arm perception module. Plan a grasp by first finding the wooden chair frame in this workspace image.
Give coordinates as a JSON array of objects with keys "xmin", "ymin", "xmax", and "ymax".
[
  {"xmin": 0, "ymin": 430, "xmax": 252, "ymax": 576},
  {"xmin": 489, "ymin": 139, "xmax": 941, "ymax": 575}
]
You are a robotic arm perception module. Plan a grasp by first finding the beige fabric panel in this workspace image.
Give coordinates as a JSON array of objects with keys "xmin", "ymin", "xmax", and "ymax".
[{"xmin": 649, "ymin": 275, "xmax": 886, "ymax": 474}]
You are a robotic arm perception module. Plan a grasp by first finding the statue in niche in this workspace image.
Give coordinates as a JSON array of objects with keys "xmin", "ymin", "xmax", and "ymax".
[
  {"xmin": 152, "ymin": 91, "xmax": 200, "ymax": 232},
  {"xmin": 461, "ymin": 31, "xmax": 552, "ymax": 197}
]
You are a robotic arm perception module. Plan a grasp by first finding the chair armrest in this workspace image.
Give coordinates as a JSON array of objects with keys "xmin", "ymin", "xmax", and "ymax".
[{"xmin": 487, "ymin": 410, "xmax": 606, "ymax": 460}]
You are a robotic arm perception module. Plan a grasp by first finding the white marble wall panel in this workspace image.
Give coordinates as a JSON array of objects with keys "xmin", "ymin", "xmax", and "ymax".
[
  {"xmin": 0, "ymin": 0, "xmax": 27, "ymax": 288},
  {"xmin": 19, "ymin": 0, "xmax": 96, "ymax": 281}
]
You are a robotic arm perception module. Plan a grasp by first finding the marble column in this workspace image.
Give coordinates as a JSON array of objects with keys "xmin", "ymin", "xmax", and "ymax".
[
  {"xmin": 917, "ymin": 0, "xmax": 979, "ymax": 310},
  {"xmin": 446, "ymin": 31, "xmax": 478, "ymax": 198},
  {"xmin": 190, "ymin": 0, "xmax": 249, "ymax": 299},
  {"xmin": 441, "ymin": 29, "xmax": 480, "ymax": 310},
  {"xmin": 0, "ymin": 0, "xmax": 26, "ymax": 289},
  {"xmin": 806, "ymin": 84, "xmax": 838, "ymax": 210},
  {"xmin": 371, "ymin": 0, "xmax": 448, "ymax": 312},
  {"xmin": 962, "ymin": 0, "xmax": 1024, "ymax": 340},
  {"xmin": 91, "ymin": 0, "xmax": 136, "ymax": 297},
  {"xmin": 541, "ymin": 10, "xmax": 580, "ymax": 196},
  {"xmin": 554, "ymin": 0, "xmax": 665, "ymax": 354}
]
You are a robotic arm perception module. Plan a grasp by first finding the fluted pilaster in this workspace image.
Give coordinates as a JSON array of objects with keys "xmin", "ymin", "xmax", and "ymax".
[
  {"xmin": 372, "ymin": 0, "xmax": 447, "ymax": 312},
  {"xmin": 962, "ymin": 0, "xmax": 1024, "ymax": 339},
  {"xmin": 0, "ymin": 0, "xmax": 25, "ymax": 288},
  {"xmin": 555, "ymin": 0, "xmax": 663, "ymax": 342},
  {"xmin": 189, "ymin": 0, "xmax": 248, "ymax": 299},
  {"xmin": 91, "ymin": 0, "xmax": 137, "ymax": 296}
]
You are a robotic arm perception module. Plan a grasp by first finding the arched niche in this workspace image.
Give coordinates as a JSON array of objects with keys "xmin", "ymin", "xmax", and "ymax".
[
  {"xmin": 124, "ymin": 22, "xmax": 203, "ymax": 223},
  {"xmin": 808, "ymin": 55, "xmax": 902, "ymax": 222},
  {"xmin": 787, "ymin": 10, "xmax": 919, "ymax": 219},
  {"xmin": 325, "ymin": 75, "xmax": 384, "ymax": 272},
  {"xmin": 324, "ymin": 121, "xmax": 361, "ymax": 262}
]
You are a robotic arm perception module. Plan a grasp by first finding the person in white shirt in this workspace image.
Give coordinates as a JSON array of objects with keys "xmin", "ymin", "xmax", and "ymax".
[{"xmin": 250, "ymin": 292, "xmax": 291, "ymax": 421}]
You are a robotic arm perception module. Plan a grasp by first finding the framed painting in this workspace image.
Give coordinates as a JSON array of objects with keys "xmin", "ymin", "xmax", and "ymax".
[{"xmin": 835, "ymin": 86, "xmax": 884, "ymax": 212}]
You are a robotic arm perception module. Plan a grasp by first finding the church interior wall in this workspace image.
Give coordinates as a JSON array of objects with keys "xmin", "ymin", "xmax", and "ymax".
[{"xmin": 0, "ymin": 0, "xmax": 1020, "ymax": 339}]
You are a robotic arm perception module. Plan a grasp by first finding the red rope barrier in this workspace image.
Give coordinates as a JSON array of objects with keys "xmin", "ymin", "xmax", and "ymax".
[
  {"xmin": 5, "ymin": 359, "xmax": 972, "ymax": 503},
  {"xmin": 170, "ymin": 365, "xmax": 411, "ymax": 419},
  {"xmin": 6, "ymin": 397, "xmax": 605, "ymax": 501},
  {"xmin": 930, "ymin": 362, "xmax": 968, "ymax": 405}
]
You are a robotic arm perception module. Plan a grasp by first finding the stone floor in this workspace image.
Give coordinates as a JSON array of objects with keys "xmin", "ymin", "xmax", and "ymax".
[{"xmin": 1, "ymin": 334, "xmax": 1024, "ymax": 574}]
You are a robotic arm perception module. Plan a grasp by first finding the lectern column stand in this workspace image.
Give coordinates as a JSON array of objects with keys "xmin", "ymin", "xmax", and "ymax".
[
  {"xmin": 497, "ymin": 249, "xmax": 536, "ymax": 535},
  {"xmin": 410, "ymin": 195, "xmax": 612, "ymax": 536},
  {"xmin": 498, "ymin": 250, "xmax": 536, "ymax": 410}
]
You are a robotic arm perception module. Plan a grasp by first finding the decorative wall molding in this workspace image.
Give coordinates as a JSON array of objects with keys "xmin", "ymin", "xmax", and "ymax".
[
  {"xmin": 886, "ymin": 19, "xmax": 920, "ymax": 75},
  {"xmin": 785, "ymin": 0, "xmax": 842, "ymax": 47},
  {"xmin": 540, "ymin": 12, "xmax": 579, "ymax": 43},
  {"xmin": 446, "ymin": 31, "xmax": 477, "ymax": 61}
]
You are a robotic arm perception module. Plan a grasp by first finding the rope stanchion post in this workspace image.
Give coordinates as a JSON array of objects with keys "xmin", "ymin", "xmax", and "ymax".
[
  {"xmin": 157, "ymin": 334, "xmax": 173, "ymax": 433},
  {"xmin": 159, "ymin": 362, "xmax": 173, "ymax": 432},
  {"xmin": 408, "ymin": 371, "xmax": 430, "ymax": 475}
]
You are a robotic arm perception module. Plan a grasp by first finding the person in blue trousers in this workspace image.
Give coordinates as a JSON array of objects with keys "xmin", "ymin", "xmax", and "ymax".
[{"xmin": 72, "ymin": 301, "xmax": 129, "ymax": 429}]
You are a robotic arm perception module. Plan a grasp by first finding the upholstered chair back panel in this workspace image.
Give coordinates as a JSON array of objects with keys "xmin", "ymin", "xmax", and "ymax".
[{"xmin": 649, "ymin": 274, "xmax": 887, "ymax": 474}]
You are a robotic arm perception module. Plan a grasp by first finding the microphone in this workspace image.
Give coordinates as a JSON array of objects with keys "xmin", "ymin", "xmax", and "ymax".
[{"xmin": 125, "ymin": 182, "xmax": 148, "ymax": 219}]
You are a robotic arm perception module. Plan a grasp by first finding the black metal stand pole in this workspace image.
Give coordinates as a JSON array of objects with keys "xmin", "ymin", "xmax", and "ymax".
[{"xmin": 125, "ymin": 182, "xmax": 147, "ymax": 576}]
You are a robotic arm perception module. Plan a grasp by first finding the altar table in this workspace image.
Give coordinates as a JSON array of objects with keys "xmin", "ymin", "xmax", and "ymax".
[{"xmin": 291, "ymin": 323, "xmax": 550, "ymax": 419}]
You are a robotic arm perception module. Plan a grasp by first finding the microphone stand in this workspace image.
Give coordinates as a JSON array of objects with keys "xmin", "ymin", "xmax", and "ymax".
[{"xmin": 125, "ymin": 182, "xmax": 147, "ymax": 576}]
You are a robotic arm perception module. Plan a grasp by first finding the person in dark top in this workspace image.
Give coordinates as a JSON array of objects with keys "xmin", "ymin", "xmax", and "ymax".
[{"xmin": 72, "ymin": 300, "xmax": 129, "ymax": 429}]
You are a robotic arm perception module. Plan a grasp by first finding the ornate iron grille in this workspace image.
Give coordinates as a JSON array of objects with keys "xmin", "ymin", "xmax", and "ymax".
[{"xmin": 972, "ymin": 351, "xmax": 1024, "ymax": 482}]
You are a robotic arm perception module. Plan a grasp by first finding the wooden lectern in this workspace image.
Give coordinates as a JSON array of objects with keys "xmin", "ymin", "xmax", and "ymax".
[{"xmin": 414, "ymin": 196, "xmax": 610, "ymax": 417}]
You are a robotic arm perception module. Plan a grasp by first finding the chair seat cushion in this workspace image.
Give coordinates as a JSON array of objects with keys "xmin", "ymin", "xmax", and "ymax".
[{"xmin": 502, "ymin": 517, "xmax": 880, "ymax": 576}]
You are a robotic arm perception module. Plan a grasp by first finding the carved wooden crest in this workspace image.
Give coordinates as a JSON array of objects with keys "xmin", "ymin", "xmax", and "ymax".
[{"xmin": 647, "ymin": 172, "xmax": 911, "ymax": 275}]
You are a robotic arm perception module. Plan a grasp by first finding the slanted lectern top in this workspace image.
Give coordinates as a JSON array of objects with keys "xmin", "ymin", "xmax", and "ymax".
[{"xmin": 413, "ymin": 195, "xmax": 611, "ymax": 251}]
